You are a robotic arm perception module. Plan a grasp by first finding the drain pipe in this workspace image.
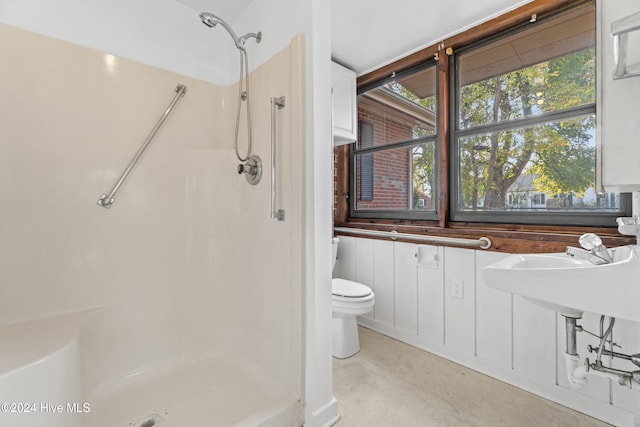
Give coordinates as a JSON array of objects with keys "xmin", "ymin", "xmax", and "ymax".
[{"xmin": 563, "ymin": 316, "xmax": 588, "ymax": 388}]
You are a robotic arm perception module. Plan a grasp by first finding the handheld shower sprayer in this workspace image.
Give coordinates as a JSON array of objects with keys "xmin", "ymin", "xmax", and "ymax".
[
  {"xmin": 199, "ymin": 11, "xmax": 263, "ymax": 181},
  {"xmin": 199, "ymin": 12, "xmax": 220, "ymax": 28}
]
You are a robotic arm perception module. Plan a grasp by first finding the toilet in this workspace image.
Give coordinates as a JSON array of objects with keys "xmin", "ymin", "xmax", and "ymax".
[{"xmin": 332, "ymin": 238, "xmax": 375, "ymax": 359}]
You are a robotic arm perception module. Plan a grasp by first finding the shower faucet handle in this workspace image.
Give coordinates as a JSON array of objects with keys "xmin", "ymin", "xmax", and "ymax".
[
  {"xmin": 238, "ymin": 162, "xmax": 258, "ymax": 175},
  {"xmin": 237, "ymin": 155, "xmax": 262, "ymax": 185}
]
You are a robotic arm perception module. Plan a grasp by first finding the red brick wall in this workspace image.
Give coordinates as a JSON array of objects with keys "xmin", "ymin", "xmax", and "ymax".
[{"xmin": 356, "ymin": 104, "xmax": 413, "ymax": 210}]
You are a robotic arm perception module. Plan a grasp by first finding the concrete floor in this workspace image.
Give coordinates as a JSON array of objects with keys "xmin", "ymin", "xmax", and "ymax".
[{"xmin": 333, "ymin": 326, "xmax": 611, "ymax": 427}]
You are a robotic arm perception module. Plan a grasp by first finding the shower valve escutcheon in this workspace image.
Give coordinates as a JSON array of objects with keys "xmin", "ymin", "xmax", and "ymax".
[{"xmin": 237, "ymin": 155, "xmax": 262, "ymax": 185}]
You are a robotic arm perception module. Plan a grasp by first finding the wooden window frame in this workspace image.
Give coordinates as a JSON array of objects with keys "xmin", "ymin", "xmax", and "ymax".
[{"xmin": 334, "ymin": 0, "xmax": 636, "ymax": 253}]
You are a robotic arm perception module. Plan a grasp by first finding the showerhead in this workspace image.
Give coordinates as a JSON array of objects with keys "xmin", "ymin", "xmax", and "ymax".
[
  {"xmin": 199, "ymin": 12, "xmax": 221, "ymax": 28},
  {"xmin": 199, "ymin": 12, "xmax": 261, "ymax": 50}
]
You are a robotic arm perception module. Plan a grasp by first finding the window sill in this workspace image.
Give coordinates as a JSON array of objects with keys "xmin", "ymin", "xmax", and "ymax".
[{"xmin": 334, "ymin": 219, "xmax": 636, "ymax": 254}]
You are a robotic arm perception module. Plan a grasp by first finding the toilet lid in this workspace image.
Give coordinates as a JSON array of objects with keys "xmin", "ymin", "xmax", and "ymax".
[{"xmin": 332, "ymin": 278, "xmax": 372, "ymax": 298}]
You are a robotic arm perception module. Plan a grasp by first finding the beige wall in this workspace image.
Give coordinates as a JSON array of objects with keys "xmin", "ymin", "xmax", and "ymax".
[{"xmin": 0, "ymin": 22, "xmax": 303, "ymax": 398}]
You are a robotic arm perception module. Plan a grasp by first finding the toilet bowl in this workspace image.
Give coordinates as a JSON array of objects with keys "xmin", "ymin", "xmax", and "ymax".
[{"xmin": 332, "ymin": 238, "xmax": 375, "ymax": 359}]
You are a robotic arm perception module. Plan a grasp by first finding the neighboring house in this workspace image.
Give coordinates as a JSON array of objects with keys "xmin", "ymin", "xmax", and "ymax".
[
  {"xmin": 505, "ymin": 174, "xmax": 547, "ymax": 209},
  {"xmin": 506, "ymin": 174, "xmax": 619, "ymax": 210}
]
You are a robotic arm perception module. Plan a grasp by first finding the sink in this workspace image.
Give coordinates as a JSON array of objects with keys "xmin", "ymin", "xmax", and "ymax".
[{"xmin": 483, "ymin": 245, "xmax": 640, "ymax": 321}]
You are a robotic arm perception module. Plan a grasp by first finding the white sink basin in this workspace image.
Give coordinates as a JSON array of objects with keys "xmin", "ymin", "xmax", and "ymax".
[{"xmin": 484, "ymin": 245, "xmax": 640, "ymax": 321}]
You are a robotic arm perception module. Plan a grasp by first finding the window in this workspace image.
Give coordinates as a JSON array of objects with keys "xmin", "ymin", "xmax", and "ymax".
[
  {"xmin": 352, "ymin": 64, "xmax": 438, "ymax": 219},
  {"xmin": 350, "ymin": 1, "xmax": 630, "ymax": 226},
  {"xmin": 452, "ymin": 1, "xmax": 625, "ymax": 225}
]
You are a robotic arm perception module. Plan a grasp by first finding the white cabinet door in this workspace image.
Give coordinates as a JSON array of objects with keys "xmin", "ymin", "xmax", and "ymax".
[
  {"xmin": 597, "ymin": 0, "xmax": 640, "ymax": 191},
  {"xmin": 332, "ymin": 62, "xmax": 357, "ymax": 145}
]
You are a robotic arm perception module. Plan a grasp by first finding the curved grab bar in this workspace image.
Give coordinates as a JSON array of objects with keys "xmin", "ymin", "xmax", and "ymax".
[
  {"xmin": 270, "ymin": 96, "xmax": 285, "ymax": 221},
  {"xmin": 98, "ymin": 84, "xmax": 187, "ymax": 209},
  {"xmin": 334, "ymin": 227, "xmax": 492, "ymax": 249}
]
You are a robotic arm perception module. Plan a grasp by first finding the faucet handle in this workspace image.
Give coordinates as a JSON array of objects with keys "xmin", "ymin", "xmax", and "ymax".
[
  {"xmin": 578, "ymin": 233, "xmax": 613, "ymax": 264},
  {"xmin": 578, "ymin": 233, "xmax": 603, "ymax": 250}
]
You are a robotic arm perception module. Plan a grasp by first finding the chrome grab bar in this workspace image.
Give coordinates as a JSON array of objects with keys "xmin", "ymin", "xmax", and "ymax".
[
  {"xmin": 270, "ymin": 96, "xmax": 285, "ymax": 221},
  {"xmin": 333, "ymin": 227, "xmax": 492, "ymax": 249},
  {"xmin": 98, "ymin": 84, "xmax": 187, "ymax": 209}
]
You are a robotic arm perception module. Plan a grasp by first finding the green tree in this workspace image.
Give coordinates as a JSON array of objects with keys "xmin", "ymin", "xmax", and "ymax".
[
  {"xmin": 528, "ymin": 51, "xmax": 596, "ymax": 196},
  {"xmin": 412, "ymin": 141, "xmax": 435, "ymax": 209},
  {"xmin": 459, "ymin": 48, "xmax": 596, "ymax": 210}
]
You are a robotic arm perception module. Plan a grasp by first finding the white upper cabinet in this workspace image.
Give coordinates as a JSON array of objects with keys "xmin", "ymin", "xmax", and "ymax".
[
  {"xmin": 332, "ymin": 61, "xmax": 357, "ymax": 145},
  {"xmin": 597, "ymin": 0, "xmax": 640, "ymax": 191}
]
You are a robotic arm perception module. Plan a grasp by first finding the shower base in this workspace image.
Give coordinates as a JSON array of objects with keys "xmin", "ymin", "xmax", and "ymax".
[
  {"xmin": 84, "ymin": 356, "xmax": 299, "ymax": 427},
  {"xmin": 0, "ymin": 313, "xmax": 299, "ymax": 427}
]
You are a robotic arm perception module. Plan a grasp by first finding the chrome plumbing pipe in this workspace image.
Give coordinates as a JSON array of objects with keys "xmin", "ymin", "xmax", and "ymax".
[
  {"xmin": 588, "ymin": 345, "xmax": 640, "ymax": 368},
  {"xmin": 565, "ymin": 316, "xmax": 579, "ymax": 356}
]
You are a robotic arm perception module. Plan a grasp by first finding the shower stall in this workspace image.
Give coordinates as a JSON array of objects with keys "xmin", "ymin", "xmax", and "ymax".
[{"xmin": 0, "ymin": 2, "xmax": 321, "ymax": 424}]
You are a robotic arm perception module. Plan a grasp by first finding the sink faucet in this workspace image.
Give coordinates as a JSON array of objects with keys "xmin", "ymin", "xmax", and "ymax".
[{"xmin": 565, "ymin": 233, "xmax": 613, "ymax": 265}]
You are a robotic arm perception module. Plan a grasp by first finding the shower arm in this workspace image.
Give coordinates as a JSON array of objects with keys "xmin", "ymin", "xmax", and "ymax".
[
  {"xmin": 238, "ymin": 32, "xmax": 262, "ymax": 49},
  {"xmin": 98, "ymin": 84, "xmax": 187, "ymax": 209}
]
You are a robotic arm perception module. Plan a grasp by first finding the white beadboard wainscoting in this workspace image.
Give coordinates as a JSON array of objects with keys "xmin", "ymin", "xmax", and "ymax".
[{"xmin": 335, "ymin": 235, "xmax": 640, "ymax": 427}]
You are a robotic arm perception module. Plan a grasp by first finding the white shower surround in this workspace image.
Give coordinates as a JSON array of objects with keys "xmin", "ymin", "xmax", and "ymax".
[
  {"xmin": 1, "ymin": 0, "xmax": 336, "ymax": 425},
  {"xmin": 0, "ymin": 11, "xmax": 314, "ymax": 426}
]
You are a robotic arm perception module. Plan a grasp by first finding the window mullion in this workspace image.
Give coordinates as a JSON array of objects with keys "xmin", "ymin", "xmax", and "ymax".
[
  {"xmin": 437, "ymin": 47, "xmax": 450, "ymax": 228},
  {"xmin": 454, "ymin": 103, "xmax": 597, "ymax": 139},
  {"xmin": 352, "ymin": 135, "xmax": 437, "ymax": 156}
]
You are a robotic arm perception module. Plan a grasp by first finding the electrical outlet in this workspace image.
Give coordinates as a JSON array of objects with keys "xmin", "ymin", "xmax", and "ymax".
[{"xmin": 451, "ymin": 280, "xmax": 464, "ymax": 299}]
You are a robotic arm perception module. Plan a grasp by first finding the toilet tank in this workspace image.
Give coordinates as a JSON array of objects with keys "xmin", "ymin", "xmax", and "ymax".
[{"xmin": 332, "ymin": 237, "xmax": 339, "ymax": 270}]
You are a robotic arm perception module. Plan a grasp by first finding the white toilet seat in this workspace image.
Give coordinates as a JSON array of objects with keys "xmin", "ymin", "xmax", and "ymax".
[
  {"xmin": 331, "ymin": 278, "xmax": 374, "ymax": 316},
  {"xmin": 332, "ymin": 278, "xmax": 374, "ymax": 304}
]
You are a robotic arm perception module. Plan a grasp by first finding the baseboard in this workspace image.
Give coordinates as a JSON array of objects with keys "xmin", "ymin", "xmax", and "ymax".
[{"xmin": 304, "ymin": 396, "xmax": 339, "ymax": 427}]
